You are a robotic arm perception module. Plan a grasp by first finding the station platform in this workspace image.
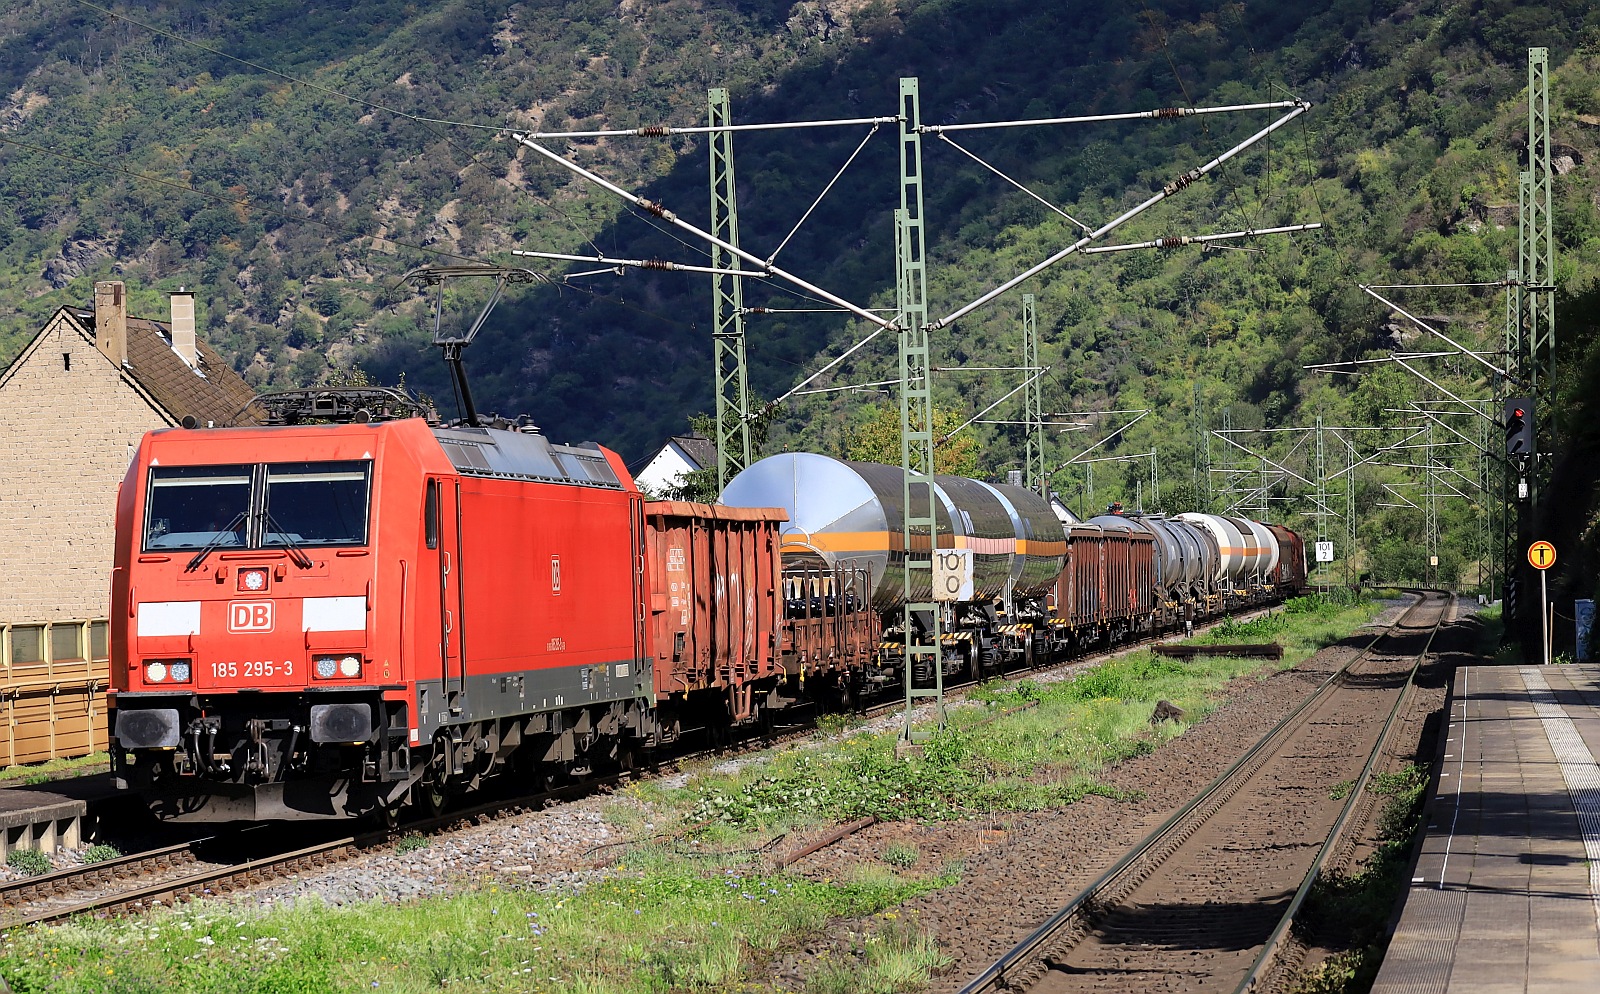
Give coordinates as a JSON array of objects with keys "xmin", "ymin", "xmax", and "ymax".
[
  {"xmin": 0, "ymin": 772, "xmax": 120, "ymax": 857},
  {"xmin": 1372, "ymin": 664, "xmax": 1600, "ymax": 993}
]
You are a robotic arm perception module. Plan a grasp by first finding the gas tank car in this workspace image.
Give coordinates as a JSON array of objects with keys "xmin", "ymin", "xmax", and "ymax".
[{"xmin": 718, "ymin": 453, "xmax": 1066, "ymax": 612}]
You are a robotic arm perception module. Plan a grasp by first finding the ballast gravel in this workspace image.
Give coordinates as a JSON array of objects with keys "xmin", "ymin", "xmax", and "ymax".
[{"xmin": 239, "ymin": 806, "xmax": 627, "ymax": 910}]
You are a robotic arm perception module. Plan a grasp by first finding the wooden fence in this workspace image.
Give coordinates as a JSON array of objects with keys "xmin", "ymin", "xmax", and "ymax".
[{"xmin": 1, "ymin": 620, "xmax": 109, "ymax": 766}]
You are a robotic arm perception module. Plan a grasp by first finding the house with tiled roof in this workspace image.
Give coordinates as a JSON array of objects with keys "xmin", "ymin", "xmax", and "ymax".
[
  {"xmin": 0, "ymin": 281, "xmax": 261, "ymax": 762},
  {"xmin": 632, "ymin": 433, "xmax": 718, "ymax": 497}
]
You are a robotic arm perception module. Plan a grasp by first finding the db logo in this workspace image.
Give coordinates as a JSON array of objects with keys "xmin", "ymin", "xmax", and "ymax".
[{"xmin": 228, "ymin": 601, "xmax": 275, "ymax": 633}]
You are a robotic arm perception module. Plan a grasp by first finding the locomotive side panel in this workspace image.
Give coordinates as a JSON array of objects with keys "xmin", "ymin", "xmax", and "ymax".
[{"xmin": 409, "ymin": 476, "xmax": 650, "ymax": 743}]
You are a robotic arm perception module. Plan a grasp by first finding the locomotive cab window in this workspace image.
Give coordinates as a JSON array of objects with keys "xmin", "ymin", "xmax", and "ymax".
[
  {"xmin": 143, "ymin": 461, "xmax": 371, "ymax": 551},
  {"xmin": 263, "ymin": 461, "xmax": 371, "ymax": 548},
  {"xmin": 143, "ymin": 464, "xmax": 252, "ymax": 551}
]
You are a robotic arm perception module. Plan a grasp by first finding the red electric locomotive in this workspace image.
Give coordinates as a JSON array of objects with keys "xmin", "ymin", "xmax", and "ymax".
[{"xmin": 110, "ymin": 419, "xmax": 662, "ymax": 821}]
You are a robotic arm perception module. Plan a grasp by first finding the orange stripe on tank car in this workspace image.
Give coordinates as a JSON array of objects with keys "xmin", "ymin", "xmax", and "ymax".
[
  {"xmin": 1017, "ymin": 540, "xmax": 1068, "ymax": 556},
  {"xmin": 964, "ymin": 537, "xmax": 1016, "ymax": 554},
  {"xmin": 783, "ymin": 532, "xmax": 1069, "ymax": 557},
  {"xmin": 781, "ymin": 531, "xmax": 893, "ymax": 554}
]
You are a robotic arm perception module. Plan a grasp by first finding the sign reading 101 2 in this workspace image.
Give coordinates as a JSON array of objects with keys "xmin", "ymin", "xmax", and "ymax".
[
  {"xmin": 1314, "ymin": 541, "xmax": 1335, "ymax": 563},
  {"xmin": 933, "ymin": 549, "xmax": 974, "ymax": 602}
]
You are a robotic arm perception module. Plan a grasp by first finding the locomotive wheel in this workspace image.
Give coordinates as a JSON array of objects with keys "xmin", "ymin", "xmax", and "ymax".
[{"xmin": 415, "ymin": 748, "xmax": 451, "ymax": 817}]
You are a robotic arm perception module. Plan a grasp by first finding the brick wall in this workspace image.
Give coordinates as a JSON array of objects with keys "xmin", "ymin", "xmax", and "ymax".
[{"xmin": 0, "ymin": 313, "xmax": 170, "ymax": 622}]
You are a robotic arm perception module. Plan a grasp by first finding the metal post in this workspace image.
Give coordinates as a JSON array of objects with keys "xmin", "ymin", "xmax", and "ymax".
[
  {"xmin": 709, "ymin": 87, "xmax": 751, "ymax": 491},
  {"xmin": 1258, "ymin": 453, "xmax": 1269, "ymax": 520},
  {"xmin": 1345, "ymin": 432, "xmax": 1357, "ymax": 588},
  {"xmin": 1315, "ymin": 415, "xmax": 1327, "ymax": 584},
  {"xmin": 1022, "ymin": 293, "xmax": 1045, "ymax": 495},
  {"xmin": 1541, "ymin": 567, "xmax": 1550, "ymax": 666},
  {"xmin": 897, "ymin": 78, "xmax": 944, "ymax": 741},
  {"xmin": 1425, "ymin": 419, "xmax": 1438, "ymax": 587},
  {"xmin": 1219, "ymin": 408, "xmax": 1233, "ymax": 512},
  {"xmin": 1527, "ymin": 48, "xmax": 1555, "ymax": 401},
  {"xmin": 1150, "ymin": 449, "xmax": 1159, "ymax": 511}
]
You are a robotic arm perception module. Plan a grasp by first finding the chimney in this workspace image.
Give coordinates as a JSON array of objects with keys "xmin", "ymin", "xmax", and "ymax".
[
  {"xmin": 94, "ymin": 280, "xmax": 127, "ymax": 367},
  {"xmin": 170, "ymin": 288, "xmax": 197, "ymax": 368}
]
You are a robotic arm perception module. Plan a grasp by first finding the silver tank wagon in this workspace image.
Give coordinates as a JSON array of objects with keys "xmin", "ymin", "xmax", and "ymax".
[{"xmin": 719, "ymin": 453, "xmax": 1066, "ymax": 612}]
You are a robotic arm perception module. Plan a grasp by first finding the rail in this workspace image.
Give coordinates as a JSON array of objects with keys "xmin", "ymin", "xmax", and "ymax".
[
  {"xmin": 1235, "ymin": 592, "xmax": 1446, "ymax": 993},
  {"xmin": 957, "ymin": 590, "xmax": 1447, "ymax": 994}
]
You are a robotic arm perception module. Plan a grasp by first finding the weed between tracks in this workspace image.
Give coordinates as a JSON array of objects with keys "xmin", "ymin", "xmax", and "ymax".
[
  {"xmin": 0, "ymin": 593, "xmax": 1379, "ymax": 994},
  {"xmin": 1287, "ymin": 763, "xmax": 1432, "ymax": 994}
]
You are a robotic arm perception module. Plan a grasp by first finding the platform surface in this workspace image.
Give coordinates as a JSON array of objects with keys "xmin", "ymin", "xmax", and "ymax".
[
  {"xmin": 0, "ymin": 772, "xmax": 119, "ymax": 824},
  {"xmin": 1372, "ymin": 664, "xmax": 1600, "ymax": 994}
]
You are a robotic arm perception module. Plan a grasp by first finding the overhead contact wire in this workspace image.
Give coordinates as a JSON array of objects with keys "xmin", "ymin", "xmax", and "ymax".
[{"xmin": 935, "ymin": 133, "xmax": 1090, "ymax": 233}]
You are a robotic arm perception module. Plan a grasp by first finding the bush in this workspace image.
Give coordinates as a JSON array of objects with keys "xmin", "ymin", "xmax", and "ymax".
[
  {"xmin": 394, "ymin": 833, "xmax": 430, "ymax": 854},
  {"xmin": 7, "ymin": 848, "xmax": 52, "ymax": 876},
  {"xmin": 82, "ymin": 844, "xmax": 121, "ymax": 864}
]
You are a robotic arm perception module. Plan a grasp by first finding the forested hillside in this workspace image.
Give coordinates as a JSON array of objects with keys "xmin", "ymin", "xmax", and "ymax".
[{"xmin": 4, "ymin": 0, "xmax": 1600, "ymax": 592}]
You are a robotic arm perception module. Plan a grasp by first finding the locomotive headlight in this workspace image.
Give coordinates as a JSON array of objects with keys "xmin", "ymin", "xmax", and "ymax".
[
  {"xmin": 144, "ymin": 661, "xmax": 168, "ymax": 683},
  {"xmin": 168, "ymin": 661, "xmax": 192, "ymax": 683},
  {"xmin": 338, "ymin": 655, "xmax": 362, "ymax": 678}
]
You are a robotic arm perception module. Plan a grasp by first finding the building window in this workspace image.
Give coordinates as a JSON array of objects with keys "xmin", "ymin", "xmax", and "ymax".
[
  {"xmin": 90, "ymin": 621, "xmax": 109, "ymax": 661},
  {"xmin": 50, "ymin": 624, "xmax": 83, "ymax": 662},
  {"xmin": 9, "ymin": 626, "xmax": 43, "ymax": 665}
]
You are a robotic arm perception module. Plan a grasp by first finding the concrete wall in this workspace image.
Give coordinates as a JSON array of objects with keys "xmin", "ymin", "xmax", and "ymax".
[{"xmin": 0, "ymin": 313, "xmax": 169, "ymax": 622}]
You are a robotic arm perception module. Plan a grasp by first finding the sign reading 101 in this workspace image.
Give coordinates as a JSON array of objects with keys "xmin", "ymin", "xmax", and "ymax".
[{"xmin": 933, "ymin": 549, "xmax": 974, "ymax": 602}]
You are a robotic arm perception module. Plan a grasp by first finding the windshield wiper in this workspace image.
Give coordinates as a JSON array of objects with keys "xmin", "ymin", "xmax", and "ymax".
[
  {"xmin": 184, "ymin": 511, "xmax": 247, "ymax": 573},
  {"xmin": 265, "ymin": 513, "xmax": 315, "ymax": 570}
]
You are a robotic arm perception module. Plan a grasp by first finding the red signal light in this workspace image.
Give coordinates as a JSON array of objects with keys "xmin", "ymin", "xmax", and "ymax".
[{"xmin": 1514, "ymin": 408, "xmax": 1525, "ymax": 418}]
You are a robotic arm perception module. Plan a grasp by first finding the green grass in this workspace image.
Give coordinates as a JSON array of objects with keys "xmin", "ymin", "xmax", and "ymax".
[
  {"xmin": 0, "ymin": 594, "xmax": 1382, "ymax": 994},
  {"xmin": 0, "ymin": 863, "xmax": 949, "ymax": 994},
  {"xmin": 807, "ymin": 915, "xmax": 952, "ymax": 994},
  {"xmin": 0, "ymin": 752, "xmax": 109, "ymax": 785},
  {"xmin": 5, "ymin": 849, "xmax": 51, "ymax": 876}
]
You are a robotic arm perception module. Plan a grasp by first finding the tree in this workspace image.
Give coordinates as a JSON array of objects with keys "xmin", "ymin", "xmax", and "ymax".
[{"xmin": 844, "ymin": 403, "xmax": 981, "ymax": 478}]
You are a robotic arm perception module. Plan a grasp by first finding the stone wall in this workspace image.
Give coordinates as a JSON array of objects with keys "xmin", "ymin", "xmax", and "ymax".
[{"xmin": 0, "ymin": 314, "xmax": 169, "ymax": 623}]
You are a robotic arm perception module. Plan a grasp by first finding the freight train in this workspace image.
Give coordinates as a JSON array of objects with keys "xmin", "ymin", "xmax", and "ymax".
[{"xmin": 107, "ymin": 422, "xmax": 1306, "ymax": 822}]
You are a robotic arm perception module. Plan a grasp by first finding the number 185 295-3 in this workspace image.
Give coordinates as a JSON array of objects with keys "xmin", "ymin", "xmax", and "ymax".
[{"xmin": 211, "ymin": 660, "xmax": 294, "ymax": 679}]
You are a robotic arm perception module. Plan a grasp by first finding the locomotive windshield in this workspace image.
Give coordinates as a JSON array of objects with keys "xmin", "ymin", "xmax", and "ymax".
[
  {"xmin": 263, "ymin": 462, "xmax": 369, "ymax": 547},
  {"xmin": 144, "ymin": 465, "xmax": 252, "ymax": 550},
  {"xmin": 142, "ymin": 460, "xmax": 371, "ymax": 551}
]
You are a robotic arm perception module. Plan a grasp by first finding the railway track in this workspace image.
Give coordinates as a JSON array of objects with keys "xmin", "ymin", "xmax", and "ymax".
[
  {"xmin": 0, "ymin": 601, "xmax": 1282, "ymax": 928},
  {"xmin": 958, "ymin": 590, "xmax": 1449, "ymax": 994}
]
